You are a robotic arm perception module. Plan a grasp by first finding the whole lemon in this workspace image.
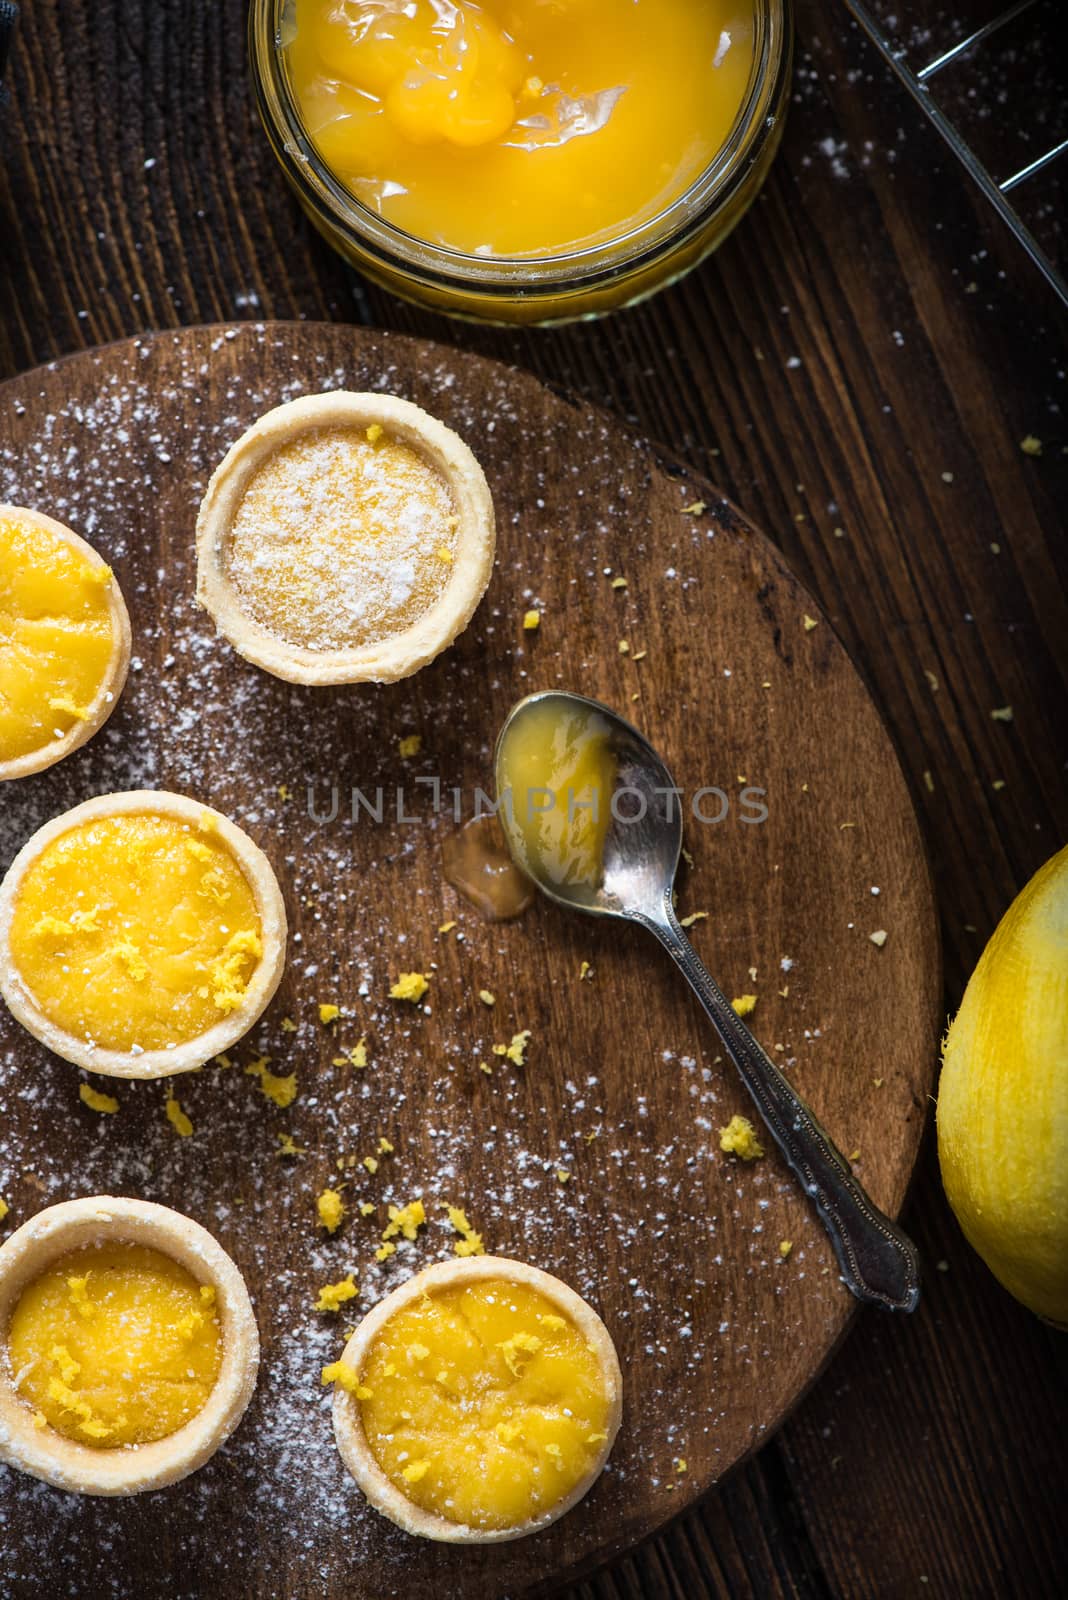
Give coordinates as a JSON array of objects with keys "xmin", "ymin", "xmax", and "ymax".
[{"xmin": 938, "ymin": 844, "xmax": 1068, "ymax": 1324}]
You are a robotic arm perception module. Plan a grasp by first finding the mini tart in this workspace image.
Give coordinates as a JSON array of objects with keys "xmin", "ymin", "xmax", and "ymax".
[
  {"xmin": 195, "ymin": 391, "xmax": 496, "ymax": 685},
  {"xmin": 331, "ymin": 1255, "xmax": 623, "ymax": 1544},
  {"xmin": 0, "ymin": 1196, "xmax": 259, "ymax": 1496},
  {"xmin": 0, "ymin": 505, "xmax": 131, "ymax": 781},
  {"xmin": 0, "ymin": 790, "xmax": 287, "ymax": 1079}
]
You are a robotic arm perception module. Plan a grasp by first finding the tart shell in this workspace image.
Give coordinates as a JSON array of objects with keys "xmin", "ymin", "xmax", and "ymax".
[
  {"xmin": 331, "ymin": 1255, "xmax": 623, "ymax": 1544},
  {"xmin": 0, "ymin": 790, "xmax": 288, "ymax": 1079},
  {"xmin": 195, "ymin": 391, "xmax": 497, "ymax": 685},
  {"xmin": 0, "ymin": 506, "xmax": 132, "ymax": 783},
  {"xmin": 0, "ymin": 1196, "xmax": 260, "ymax": 1496}
]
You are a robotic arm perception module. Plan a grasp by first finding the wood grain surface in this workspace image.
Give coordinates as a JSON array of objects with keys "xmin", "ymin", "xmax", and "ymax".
[
  {"xmin": 0, "ymin": 2, "xmax": 1065, "ymax": 1598},
  {"xmin": 0, "ymin": 321, "xmax": 937, "ymax": 1598}
]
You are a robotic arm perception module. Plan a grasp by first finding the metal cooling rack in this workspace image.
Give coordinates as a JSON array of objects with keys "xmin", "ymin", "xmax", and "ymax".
[
  {"xmin": 0, "ymin": 3, "xmax": 18, "ymax": 103},
  {"xmin": 843, "ymin": 0, "xmax": 1068, "ymax": 308}
]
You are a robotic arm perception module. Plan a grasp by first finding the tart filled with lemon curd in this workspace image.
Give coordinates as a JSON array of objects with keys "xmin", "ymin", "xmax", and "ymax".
[
  {"xmin": 0, "ymin": 505, "xmax": 131, "ymax": 782},
  {"xmin": 0, "ymin": 1197, "xmax": 259, "ymax": 1495},
  {"xmin": 0, "ymin": 791, "xmax": 287, "ymax": 1079},
  {"xmin": 196, "ymin": 392, "xmax": 496, "ymax": 684},
  {"xmin": 327, "ymin": 1256, "xmax": 622, "ymax": 1542}
]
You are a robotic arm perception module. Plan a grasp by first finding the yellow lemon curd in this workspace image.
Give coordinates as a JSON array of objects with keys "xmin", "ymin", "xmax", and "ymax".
[
  {"xmin": 497, "ymin": 699, "xmax": 616, "ymax": 894},
  {"xmin": 8, "ymin": 813, "xmax": 263, "ymax": 1053},
  {"xmin": 355, "ymin": 1278, "xmax": 613, "ymax": 1530},
  {"xmin": 287, "ymin": 0, "xmax": 756, "ymax": 257},
  {"xmin": 225, "ymin": 425, "xmax": 458, "ymax": 653},
  {"xmin": 8, "ymin": 1243, "xmax": 222, "ymax": 1448},
  {"xmin": 0, "ymin": 509, "xmax": 117, "ymax": 765}
]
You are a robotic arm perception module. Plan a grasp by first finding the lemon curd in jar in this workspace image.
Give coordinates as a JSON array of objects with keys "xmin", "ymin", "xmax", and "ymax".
[
  {"xmin": 8, "ymin": 1243, "xmax": 223, "ymax": 1448},
  {"xmin": 286, "ymin": 0, "xmax": 757, "ymax": 258}
]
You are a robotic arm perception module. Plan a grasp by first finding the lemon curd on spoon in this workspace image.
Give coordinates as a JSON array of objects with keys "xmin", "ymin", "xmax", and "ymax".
[
  {"xmin": 496, "ymin": 697, "xmax": 616, "ymax": 897},
  {"xmin": 286, "ymin": 0, "xmax": 757, "ymax": 257}
]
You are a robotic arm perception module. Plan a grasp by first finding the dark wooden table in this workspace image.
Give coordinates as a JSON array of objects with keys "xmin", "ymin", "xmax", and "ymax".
[{"xmin": 0, "ymin": 4, "xmax": 1064, "ymax": 1596}]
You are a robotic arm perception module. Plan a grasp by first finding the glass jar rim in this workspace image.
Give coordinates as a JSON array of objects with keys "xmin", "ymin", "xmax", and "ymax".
[{"xmin": 250, "ymin": 0, "xmax": 791, "ymax": 297}]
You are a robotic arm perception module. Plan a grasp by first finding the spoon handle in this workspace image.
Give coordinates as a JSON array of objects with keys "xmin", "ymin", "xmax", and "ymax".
[{"xmin": 646, "ymin": 899, "xmax": 921, "ymax": 1312}]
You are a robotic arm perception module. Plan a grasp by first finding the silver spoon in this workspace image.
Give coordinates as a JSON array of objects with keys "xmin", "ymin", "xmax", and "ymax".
[{"xmin": 494, "ymin": 690, "xmax": 921, "ymax": 1313}]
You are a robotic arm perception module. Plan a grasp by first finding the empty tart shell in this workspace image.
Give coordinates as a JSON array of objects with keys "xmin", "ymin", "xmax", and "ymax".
[{"xmin": 195, "ymin": 391, "xmax": 496, "ymax": 685}]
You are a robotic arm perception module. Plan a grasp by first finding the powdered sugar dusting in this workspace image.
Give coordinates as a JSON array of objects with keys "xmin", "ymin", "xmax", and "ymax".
[
  {"xmin": 226, "ymin": 426, "xmax": 457, "ymax": 652},
  {"xmin": 0, "ymin": 325, "xmax": 912, "ymax": 1599}
]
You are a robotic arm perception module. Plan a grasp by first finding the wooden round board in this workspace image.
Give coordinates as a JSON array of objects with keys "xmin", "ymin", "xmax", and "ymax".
[{"xmin": 0, "ymin": 325, "xmax": 940, "ymax": 1600}]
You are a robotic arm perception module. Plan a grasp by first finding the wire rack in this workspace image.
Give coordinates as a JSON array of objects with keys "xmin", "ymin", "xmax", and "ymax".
[
  {"xmin": 0, "ymin": 3, "xmax": 18, "ymax": 104},
  {"xmin": 843, "ymin": 0, "xmax": 1068, "ymax": 308}
]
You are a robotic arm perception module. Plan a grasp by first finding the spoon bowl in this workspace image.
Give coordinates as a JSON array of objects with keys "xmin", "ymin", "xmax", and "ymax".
[
  {"xmin": 495, "ymin": 689, "xmax": 922, "ymax": 1314},
  {"xmin": 495, "ymin": 689, "xmax": 682, "ymax": 920}
]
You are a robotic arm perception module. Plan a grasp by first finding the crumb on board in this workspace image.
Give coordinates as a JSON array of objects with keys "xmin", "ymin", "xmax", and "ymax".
[
  {"xmin": 318, "ymin": 1003, "xmax": 340, "ymax": 1025},
  {"xmin": 523, "ymin": 609, "xmax": 541, "ymax": 631},
  {"xmin": 398, "ymin": 734, "xmax": 422, "ymax": 759},
  {"xmin": 869, "ymin": 929, "xmax": 888, "ymax": 948},
  {"xmin": 79, "ymin": 1082, "xmax": 119, "ymax": 1115},
  {"xmin": 321, "ymin": 1360, "xmax": 370, "ymax": 1397},
  {"xmin": 492, "ymin": 1029, "xmax": 531, "ymax": 1066},
  {"xmin": 445, "ymin": 1204, "xmax": 485, "ymax": 1257},
  {"xmin": 731, "ymin": 994, "xmax": 758, "ymax": 1018},
  {"xmin": 246, "ymin": 1055, "xmax": 298, "ymax": 1108},
  {"xmin": 164, "ymin": 1095, "xmax": 193, "ymax": 1137},
  {"xmin": 382, "ymin": 1199, "xmax": 426, "ymax": 1244},
  {"xmin": 315, "ymin": 1275, "xmax": 357, "ymax": 1313},
  {"xmin": 390, "ymin": 972, "xmax": 429, "ymax": 1003},
  {"xmin": 719, "ymin": 1115, "xmax": 764, "ymax": 1161},
  {"xmin": 317, "ymin": 1188, "xmax": 345, "ymax": 1234}
]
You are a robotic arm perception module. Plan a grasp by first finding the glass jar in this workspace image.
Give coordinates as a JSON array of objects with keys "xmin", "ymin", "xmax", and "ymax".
[{"xmin": 249, "ymin": 1, "xmax": 793, "ymax": 326}]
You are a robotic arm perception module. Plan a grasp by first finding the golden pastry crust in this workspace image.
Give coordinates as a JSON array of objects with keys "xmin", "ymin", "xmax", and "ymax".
[
  {"xmin": 331, "ymin": 1255, "xmax": 623, "ymax": 1543},
  {"xmin": 0, "ymin": 1196, "xmax": 259, "ymax": 1496},
  {"xmin": 0, "ymin": 790, "xmax": 287, "ymax": 1080},
  {"xmin": 195, "ymin": 391, "xmax": 496, "ymax": 685},
  {"xmin": 0, "ymin": 505, "xmax": 132, "ymax": 783}
]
